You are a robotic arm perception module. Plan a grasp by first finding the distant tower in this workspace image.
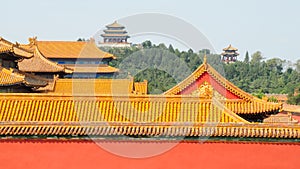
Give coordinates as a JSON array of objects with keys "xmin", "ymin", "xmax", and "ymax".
[
  {"xmin": 221, "ymin": 45, "xmax": 239, "ymax": 63},
  {"xmin": 99, "ymin": 21, "xmax": 131, "ymax": 48}
]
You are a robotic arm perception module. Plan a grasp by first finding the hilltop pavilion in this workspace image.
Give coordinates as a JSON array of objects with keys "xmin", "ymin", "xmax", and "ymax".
[
  {"xmin": 99, "ymin": 21, "xmax": 131, "ymax": 48},
  {"xmin": 221, "ymin": 44, "xmax": 239, "ymax": 63}
]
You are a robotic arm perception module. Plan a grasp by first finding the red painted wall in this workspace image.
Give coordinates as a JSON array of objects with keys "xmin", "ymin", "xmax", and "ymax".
[
  {"xmin": 0, "ymin": 139, "xmax": 299, "ymax": 169},
  {"xmin": 180, "ymin": 72, "xmax": 240, "ymax": 99}
]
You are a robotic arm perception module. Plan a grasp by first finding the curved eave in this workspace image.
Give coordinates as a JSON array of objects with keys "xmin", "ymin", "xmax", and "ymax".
[
  {"xmin": 223, "ymin": 45, "xmax": 238, "ymax": 51},
  {"xmin": 221, "ymin": 52, "xmax": 240, "ymax": 56},
  {"xmin": 0, "ymin": 67, "xmax": 25, "ymax": 86},
  {"xmin": 12, "ymin": 46, "xmax": 33, "ymax": 58},
  {"xmin": 65, "ymin": 65, "xmax": 119, "ymax": 73},
  {"xmin": 103, "ymin": 30, "xmax": 127, "ymax": 33},
  {"xmin": 0, "ymin": 37, "xmax": 33, "ymax": 58},
  {"xmin": 18, "ymin": 46, "xmax": 73, "ymax": 73},
  {"xmin": 0, "ymin": 67, "xmax": 48, "ymax": 87},
  {"xmin": 101, "ymin": 34, "xmax": 129, "ymax": 37}
]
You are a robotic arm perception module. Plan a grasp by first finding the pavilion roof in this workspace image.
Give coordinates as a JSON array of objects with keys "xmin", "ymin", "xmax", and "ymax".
[
  {"xmin": 106, "ymin": 21, "xmax": 125, "ymax": 28},
  {"xmin": 103, "ymin": 29, "xmax": 127, "ymax": 33},
  {"xmin": 221, "ymin": 52, "xmax": 239, "ymax": 56},
  {"xmin": 223, "ymin": 44, "xmax": 238, "ymax": 51},
  {"xmin": 101, "ymin": 34, "xmax": 130, "ymax": 37}
]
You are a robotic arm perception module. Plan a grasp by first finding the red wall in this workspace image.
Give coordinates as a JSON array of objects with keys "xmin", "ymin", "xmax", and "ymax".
[{"xmin": 0, "ymin": 139, "xmax": 299, "ymax": 169}]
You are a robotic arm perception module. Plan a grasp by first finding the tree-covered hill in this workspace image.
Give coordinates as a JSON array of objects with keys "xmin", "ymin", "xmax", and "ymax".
[{"xmin": 101, "ymin": 41, "xmax": 300, "ymax": 104}]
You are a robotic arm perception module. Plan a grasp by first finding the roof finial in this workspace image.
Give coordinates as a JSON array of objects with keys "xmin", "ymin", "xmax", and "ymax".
[{"xmin": 29, "ymin": 36, "xmax": 37, "ymax": 45}]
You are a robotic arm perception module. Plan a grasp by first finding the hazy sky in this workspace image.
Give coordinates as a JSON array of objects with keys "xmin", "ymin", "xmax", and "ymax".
[{"xmin": 1, "ymin": 0, "xmax": 300, "ymax": 62}]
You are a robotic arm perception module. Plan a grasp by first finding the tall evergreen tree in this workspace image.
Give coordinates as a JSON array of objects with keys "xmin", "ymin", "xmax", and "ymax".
[
  {"xmin": 168, "ymin": 44, "xmax": 175, "ymax": 53},
  {"xmin": 244, "ymin": 51, "xmax": 250, "ymax": 64}
]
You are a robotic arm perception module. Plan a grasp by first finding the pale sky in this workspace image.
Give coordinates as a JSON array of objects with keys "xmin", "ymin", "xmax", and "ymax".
[{"xmin": 1, "ymin": 0, "xmax": 300, "ymax": 62}]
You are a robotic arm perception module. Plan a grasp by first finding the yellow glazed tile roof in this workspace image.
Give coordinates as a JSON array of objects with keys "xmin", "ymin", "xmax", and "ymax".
[
  {"xmin": 0, "ymin": 67, "xmax": 48, "ymax": 87},
  {"xmin": 51, "ymin": 79, "xmax": 134, "ymax": 95},
  {"xmin": 64, "ymin": 64, "xmax": 119, "ymax": 73},
  {"xmin": 0, "ymin": 67, "xmax": 24, "ymax": 86},
  {"xmin": 223, "ymin": 44, "xmax": 238, "ymax": 51},
  {"xmin": 36, "ymin": 40, "xmax": 116, "ymax": 59},
  {"xmin": 18, "ymin": 46, "xmax": 72, "ymax": 73},
  {"xmin": 0, "ymin": 37, "xmax": 33, "ymax": 58},
  {"xmin": 101, "ymin": 34, "xmax": 129, "ymax": 37},
  {"xmin": 134, "ymin": 80, "xmax": 148, "ymax": 95},
  {"xmin": 0, "ymin": 95, "xmax": 246, "ymax": 123},
  {"xmin": 0, "ymin": 94, "xmax": 297, "ymax": 138},
  {"xmin": 106, "ymin": 21, "xmax": 125, "ymax": 28},
  {"xmin": 103, "ymin": 29, "xmax": 127, "ymax": 33}
]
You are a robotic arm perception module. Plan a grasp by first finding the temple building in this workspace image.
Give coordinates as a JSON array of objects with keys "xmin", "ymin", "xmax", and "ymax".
[
  {"xmin": 18, "ymin": 37, "xmax": 119, "ymax": 78},
  {"xmin": 221, "ymin": 44, "xmax": 239, "ymax": 63},
  {"xmin": 0, "ymin": 53, "xmax": 298, "ymax": 137},
  {"xmin": 99, "ymin": 21, "xmax": 131, "ymax": 48},
  {"xmin": 1, "ymin": 37, "xmax": 300, "ymax": 169}
]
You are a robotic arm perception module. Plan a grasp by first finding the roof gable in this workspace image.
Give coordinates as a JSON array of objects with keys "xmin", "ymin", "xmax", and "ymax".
[{"xmin": 164, "ymin": 57, "xmax": 254, "ymax": 101}]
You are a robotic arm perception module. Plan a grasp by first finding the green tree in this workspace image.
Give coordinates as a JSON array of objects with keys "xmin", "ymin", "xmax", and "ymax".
[
  {"xmin": 296, "ymin": 59, "xmax": 300, "ymax": 73},
  {"xmin": 288, "ymin": 94, "xmax": 300, "ymax": 105},
  {"xmin": 251, "ymin": 51, "xmax": 264, "ymax": 64},
  {"xmin": 142, "ymin": 40, "xmax": 152, "ymax": 48},
  {"xmin": 104, "ymin": 40, "xmax": 300, "ymax": 96},
  {"xmin": 244, "ymin": 51, "xmax": 249, "ymax": 64},
  {"xmin": 168, "ymin": 44, "xmax": 175, "ymax": 53}
]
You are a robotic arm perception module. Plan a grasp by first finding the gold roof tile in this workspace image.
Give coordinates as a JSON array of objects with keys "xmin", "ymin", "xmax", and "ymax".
[
  {"xmin": 101, "ymin": 34, "xmax": 129, "ymax": 37},
  {"xmin": 223, "ymin": 44, "xmax": 238, "ymax": 51},
  {"xmin": 0, "ymin": 37, "xmax": 33, "ymax": 58},
  {"xmin": 106, "ymin": 21, "xmax": 125, "ymax": 28},
  {"xmin": 0, "ymin": 67, "xmax": 48, "ymax": 87},
  {"xmin": 36, "ymin": 41, "xmax": 116, "ymax": 59},
  {"xmin": 64, "ymin": 64, "xmax": 119, "ymax": 73},
  {"xmin": 51, "ymin": 79, "xmax": 134, "ymax": 95},
  {"xmin": 0, "ymin": 67, "xmax": 24, "ymax": 86},
  {"xmin": 18, "ymin": 46, "xmax": 72, "ymax": 73},
  {"xmin": 0, "ymin": 94, "xmax": 294, "ymax": 138},
  {"xmin": 134, "ymin": 80, "xmax": 148, "ymax": 95}
]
